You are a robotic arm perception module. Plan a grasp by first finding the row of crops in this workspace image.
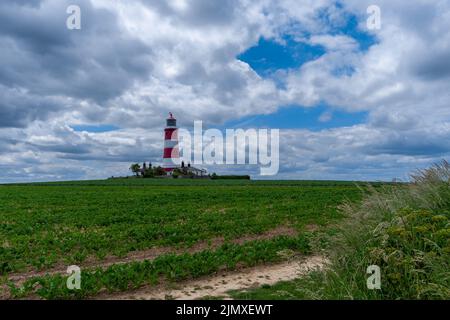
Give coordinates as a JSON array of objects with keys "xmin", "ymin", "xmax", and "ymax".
[{"xmin": 0, "ymin": 180, "xmax": 364, "ymax": 299}]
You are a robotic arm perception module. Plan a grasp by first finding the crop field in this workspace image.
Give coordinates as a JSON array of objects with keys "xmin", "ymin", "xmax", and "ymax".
[{"xmin": 0, "ymin": 179, "xmax": 366, "ymax": 299}]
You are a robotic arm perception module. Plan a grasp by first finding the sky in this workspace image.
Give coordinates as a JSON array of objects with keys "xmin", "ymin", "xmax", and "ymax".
[{"xmin": 0, "ymin": 0, "xmax": 449, "ymax": 182}]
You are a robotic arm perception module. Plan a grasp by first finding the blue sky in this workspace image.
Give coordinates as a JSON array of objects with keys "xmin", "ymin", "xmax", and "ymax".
[
  {"xmin": 1, "ymin": 0, "xmax": 449, "ymax": 182},
  {"xmin": 238, "ymin": 11, "xmax": 377, "ymax": 77},
  {"xmin": 75, "ymin": 11, "xmax": 376, "ymax": 134},
  {"xmin": 233, "ymin": 15, "xmax": 376, "ymax": 132},
  {"xmin": 237, "ymin": 36, "xmax": 326, "ymax": 78},
  {"xmin": 224, "ymin": 105, "xmax": 368, "ymax": 131},
  {"xmin": 72, "ymin": 124, "xmax": 120, "ymax": 133}
]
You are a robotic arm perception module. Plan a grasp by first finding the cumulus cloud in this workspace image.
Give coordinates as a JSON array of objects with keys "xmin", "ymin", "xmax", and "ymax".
[
  {"xmin": 0, "ymin": 0, "xmax": 153, "ymax": 113},
  {"xmin": 0, "ymin": 0, "xmax": 449, "ymax": 182}
]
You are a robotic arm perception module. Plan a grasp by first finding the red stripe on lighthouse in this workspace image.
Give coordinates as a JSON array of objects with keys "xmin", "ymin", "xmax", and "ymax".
[
  {"xmin": 164, "ymin": 128, "xmax": 178, "ymax": 140},
  {"xmin": 164, "ymin": 147, "xmax": 179, "ymax": 158}
]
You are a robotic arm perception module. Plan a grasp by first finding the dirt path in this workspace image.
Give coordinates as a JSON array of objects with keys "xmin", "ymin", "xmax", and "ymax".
[
  {"xmin": 7, "ymin": 226, "xmax": 299, "ymax": 284},
  {"xmin": 101, "ymin": 255, "xmax": 327, "ymax": 300}
]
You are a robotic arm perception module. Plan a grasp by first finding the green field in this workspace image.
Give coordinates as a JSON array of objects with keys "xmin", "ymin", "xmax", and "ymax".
[
  {"xmin": 0, "ymin": 179, "xmax": 363, "ymax": 299},
  {"xmin": 2, "ymin": 169, "xmax": 449, "ymax": 300}
]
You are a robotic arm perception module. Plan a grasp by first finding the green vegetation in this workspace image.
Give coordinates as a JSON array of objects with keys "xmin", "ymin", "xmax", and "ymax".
[
  {"xmin": 211, "ymin": 174, "xmax": 251, "ymax": 180},
  {"xmin": 0, "ymin": 180, "xmax": 362, "ymax": 276},
  {"xmin": 8, "ymin": 236, "xmax": 311, "ymax": 299},
  {"xmin": 129, "ymin": 163, "xmax": 142, "ymax": 177},
  {"xmin": 231, "ymin": 162, "xmax": 450, "ymax": 300},
  {"xmin": 128, "ymin": 163, "xmax": 167, "ymax": 178},
  {"xmin": 6, "ymin": 169, "xmax": 443, "ymax": 300},
  {"xmin": 3, "ymin": 179, "xmax": 385, "ymax": 187}
]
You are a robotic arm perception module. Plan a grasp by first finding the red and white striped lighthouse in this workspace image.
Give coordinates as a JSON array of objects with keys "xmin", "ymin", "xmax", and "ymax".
[{"xmin": 162, "ymin": 112, "xmax": 180, "ymax": 172}]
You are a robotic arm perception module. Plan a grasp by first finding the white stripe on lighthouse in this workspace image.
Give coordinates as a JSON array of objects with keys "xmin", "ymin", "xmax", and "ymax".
[
  {"xmin": 163, "ymin": 158, "xmax": 180, "ymax": 166},
  {"xmin": 164, "ymin": 140, "xmax": 178, "ymax": 148}
]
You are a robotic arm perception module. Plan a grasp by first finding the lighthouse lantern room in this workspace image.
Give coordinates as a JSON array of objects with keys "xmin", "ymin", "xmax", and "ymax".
[{"xmin": 162, "ymin": 112, "xmax": 180, "ymax": 172}]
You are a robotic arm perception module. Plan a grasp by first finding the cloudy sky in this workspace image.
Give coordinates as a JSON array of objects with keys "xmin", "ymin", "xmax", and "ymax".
[{"xmin": 1, "ymin": 0, "xmax": 449, "ymax": 182}]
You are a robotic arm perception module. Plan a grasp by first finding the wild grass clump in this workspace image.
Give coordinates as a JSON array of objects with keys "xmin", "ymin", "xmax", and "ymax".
[{"xmin": 297, "ymin": 161, "xmax": 450, "ymax": 299}]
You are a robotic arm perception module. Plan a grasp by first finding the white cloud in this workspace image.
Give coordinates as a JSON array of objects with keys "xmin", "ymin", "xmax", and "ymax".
[{"xmin": 0, "ymin": 0, "xmax": 449, "ymax": 182}]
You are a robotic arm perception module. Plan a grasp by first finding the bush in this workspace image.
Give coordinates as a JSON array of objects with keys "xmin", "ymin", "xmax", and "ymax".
[
  {"xmin": 143, "ymin": 170, "xmax": 154, "ymax": 178},
  {"xmin": 292, "ymin": 161, "xmax": 450, "ymax": 299},
  {"xmin": 211, "ymin": 175, "xmax": 250, "ymax": 180}
]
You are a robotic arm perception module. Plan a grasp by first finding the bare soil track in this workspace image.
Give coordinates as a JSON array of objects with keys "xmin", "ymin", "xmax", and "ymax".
[
  {"xmin": 100, "ymin": 255, "xmax": 327, "ymax": 300},
  {"xmin": 6, "ymin": 226, "xmax": 299, "ymax": 284},
  {"xmin": 2, "ymin": 226, "xmax": 327, "ymax": 300}
]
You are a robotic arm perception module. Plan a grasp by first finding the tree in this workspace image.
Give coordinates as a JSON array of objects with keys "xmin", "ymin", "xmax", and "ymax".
[
  {"xmin": 143, "ymin": 168, "xmax": 155, "ymax": 178},
  {"xmin": 154, "ymin": 166, "xmax": 167, "ymax": 176},
  {"xmin": 130, "ymin": 163, "xmax": 141, "ymax": 177}
]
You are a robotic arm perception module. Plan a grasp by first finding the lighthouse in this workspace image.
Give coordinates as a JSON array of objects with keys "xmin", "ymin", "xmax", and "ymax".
[{"xmin": 162, "ymin": 112, "xmax": 180, "ymax": 172}]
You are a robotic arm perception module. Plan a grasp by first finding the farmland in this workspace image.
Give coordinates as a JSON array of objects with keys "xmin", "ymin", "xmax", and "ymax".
[{"xmin": 0, "ymin": 179, "xmax": 364, "ymax": 299}]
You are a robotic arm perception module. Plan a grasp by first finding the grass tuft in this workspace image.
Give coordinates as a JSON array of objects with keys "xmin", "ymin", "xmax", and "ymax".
[{"xmin": 232, "ymin": 161, "xmax": 450, "ymax": 300}]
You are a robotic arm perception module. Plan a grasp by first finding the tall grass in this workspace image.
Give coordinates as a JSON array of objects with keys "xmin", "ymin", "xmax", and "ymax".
[
  {"xmin": 233, "ymin": 161, "xmax": 450, "ymax": 300},
  {"xmin": 305, "ymin": 161, "xmax": 450, "ymax": 299}
]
